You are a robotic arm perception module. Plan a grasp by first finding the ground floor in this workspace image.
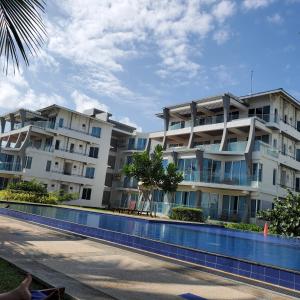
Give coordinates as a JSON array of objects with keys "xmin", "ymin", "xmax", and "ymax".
[
  {"xmin": 117, "ymin": 189, "xmax": 274, "ymax": 223},
  {"xmin": 0, "ymin": 215, "xmax": 294, "ymax": 300}
]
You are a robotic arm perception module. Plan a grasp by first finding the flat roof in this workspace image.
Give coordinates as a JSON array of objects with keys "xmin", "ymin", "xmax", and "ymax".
[{"xmin": 37, "ymin": 104, "xmax": 113, "ymax": 126}]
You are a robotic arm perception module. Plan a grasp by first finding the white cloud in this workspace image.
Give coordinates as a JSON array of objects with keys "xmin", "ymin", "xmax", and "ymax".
[
  {"xmin": 47, "ymin": 0, "xmax": 237, "ymax": 83},
  {"xmin": 118, "ymin": 117, "xmax": 142, "ymax": 132},
  {"xmin": 71, "ymin": 90, "xmax": 109, "ymax": 113},
  {"xmin": 213, "ymin": 29, "xmax": 231, "ymax": 44},
  {"xmin": 242, "ymin": 0, "xmax": 274, "ymax": 10},
  {"xmin": 212, "ymin": 1, "xmax": 236, "ymax": 23},
  {"xmin": 0, "ymin": 74, "xmax": 65, "ymax": 111},
  {"xmin": 211, "ymin": 64, "xmax": 237, "ymax": 86},
  {"xmin": 267, "ymin": 13, "xmax": 283, "ymax": 24}
]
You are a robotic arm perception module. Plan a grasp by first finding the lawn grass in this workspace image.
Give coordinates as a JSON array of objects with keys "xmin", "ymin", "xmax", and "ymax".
[{"xmin": 0, "ymin": 258, "xmax": 46, "ymax": 293}]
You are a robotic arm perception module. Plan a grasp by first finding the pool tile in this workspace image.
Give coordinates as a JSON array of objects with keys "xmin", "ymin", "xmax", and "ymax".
[
  {"xmin": 205, "ymin": 254, "xmax": 217, "ymax": 264},
  {"xmin": 251, "ymin": 264, "xmax": 265, "ymax": 275},
  {"xmin": 238, "ymin": 269, "xmax": 250, "ymax": 277},
  {"xmin": 265, "ymin": 267, "xmax": 279, "ymax": 279},
  {"xmin": 239, "ymin": 261, "xmax": 251, "ymax": 272},
  {"xmin": 279, "ymin": 270, "xmax": 294, "ymax": 283},
  {"xmin": 265, "ymin": 275, "xmax": 279, "ymax": 285},
  {"xmin": 279, "ymin": 279, "xmax": 295, "ymax": 289}
]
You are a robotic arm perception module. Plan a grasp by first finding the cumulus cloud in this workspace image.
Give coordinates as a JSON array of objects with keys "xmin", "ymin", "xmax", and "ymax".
[
  {"xmin": 47, "ymin": 0, "xmax": 237, "ymax": 83},
  {"xmin": 213, "ymin": 29, "xmax": 231, "ymax": 45},
  {"xmin": 212, "ymin": 1, "xmax": 236, "ymax": 23},
  {"xmin": 267, "ymin": 13, "xmax": 283, "ymax": 24},
  {"xmin": 71, "ymin": 90, "xmax": 109, "ymax": 113},
  {"xmin": 242, "ymin": 0, "xmax": 274, "ymax": 10},
  {"xmin": 0, "ymin": 74, "xmax": 65, "ymax": 111},
  {"xmin": 118, "ymin": 117, "xmax": 142, "ymax": 132}
]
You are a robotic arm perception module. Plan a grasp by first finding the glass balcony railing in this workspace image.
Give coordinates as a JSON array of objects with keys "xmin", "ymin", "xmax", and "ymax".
[
  {"xmin": 254, "ymin": 141, "xmax": 279, "ymax": 158},
  {"xmin": 14, "ymin": 121, "xmax": 97, "ymax": 137},
  {"xmin": 226, "ymin": 141, "xmax": 247, "ymax": 151},
  {"xmin": 195, "ymin": 141, "xmax": 247, "ymax": 152},
  {"xmin": 195, "ymin": 115, "xmax": 224, "ymax": 126},
  {"xmin": 0, "ymin": 162, "xmax": 21, "ymax": 172},
  {"xmin": 195, "ymin": 143, "xmax": 220, "ymax": 151},
  {"xmin": 181, "ymin": 170, "xmax": 259, "ymax": 187}
]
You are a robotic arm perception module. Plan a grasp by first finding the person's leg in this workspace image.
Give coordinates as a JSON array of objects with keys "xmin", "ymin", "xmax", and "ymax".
[{"xmin": 0, "ymin": 274, "xmax": 32, "ymax": 300}]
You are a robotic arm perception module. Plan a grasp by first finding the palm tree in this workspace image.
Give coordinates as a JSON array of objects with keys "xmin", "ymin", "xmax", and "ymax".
[{"xmin": 0, "ymin": 0, "xmax": 46, "ymax": 74}]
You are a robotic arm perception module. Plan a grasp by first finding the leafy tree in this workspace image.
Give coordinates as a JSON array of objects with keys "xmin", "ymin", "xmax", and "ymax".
[
  {"xmin": 258, "ymin": 190, "xmax": 300, "ymax": 236},
  {"xmin": 0, "ymin": 0, "xmax": 46, "ymax": 73},
  {"xmin": 123, "ymin": 144, "xmax": 183, "ymax": 214}
]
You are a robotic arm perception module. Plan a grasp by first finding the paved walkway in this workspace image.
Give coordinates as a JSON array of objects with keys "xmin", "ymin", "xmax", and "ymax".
[{"xmin": 0, "ymin": 215, "xmax": 298, "ymax": 300}]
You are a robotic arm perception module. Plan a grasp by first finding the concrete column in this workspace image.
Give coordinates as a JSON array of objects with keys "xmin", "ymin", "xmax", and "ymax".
[
  {"xmin": 220, "ymin": 94, "xmax": 230, "ymax": 151},
  {"xmin": 188, "ymin": 101, "xmax": 197, "ymax": 148},
  {"xmin": 171, "ymin": 151, "xmax": 178, "ymax": 165},
  {"xmin": 19, "ymin": 109, "xmax": 26, "ymax": 127},
  {"xmin": 245, "ymin": 118, "xmax": 256, "ymax": 177},
  {"xmin": 162, "ymin": 108, "xmax": 169, "ymax": 150},
  {"xmin": 0, "ymin": 117, "xmax": 6, "ymax": 133},
  {"xmin": 195, "ymin": 149, "xmax": 204, "ymax": 181},
  {"xmin": 9, "ymin": 113, "xmax": 15, "ymax": 131}
]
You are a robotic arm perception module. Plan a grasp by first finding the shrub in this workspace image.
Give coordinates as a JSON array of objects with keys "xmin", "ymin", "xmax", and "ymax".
[
  {"xmin": 225, "ymin": 222, "xmax": 263, "ymax": 232},
  {"xmin": 258, "ymin": 190, "xmax": 300, "ymax": 236},
  {"xmin": 170, "ymin": 207, "xmax": 204, "ymax": 222},
  {"xmin": 7, "ymin": 179, "xmax": 47, "ymax": 195}
]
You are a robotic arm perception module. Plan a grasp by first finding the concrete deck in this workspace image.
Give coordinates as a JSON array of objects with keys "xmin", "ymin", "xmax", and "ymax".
[{"xmin": 0, "ymin": 215, "xmax": 298, "ymax": 300}]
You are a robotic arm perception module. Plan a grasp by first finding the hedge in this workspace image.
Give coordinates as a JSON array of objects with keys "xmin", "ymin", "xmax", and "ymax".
[
  {"xmin": 170, "ymin": 207, "xmax": 204, "ymax": 222},
  {"xmin": 224, "ymin": 222, "xmax": 263, "ymax": 232}
]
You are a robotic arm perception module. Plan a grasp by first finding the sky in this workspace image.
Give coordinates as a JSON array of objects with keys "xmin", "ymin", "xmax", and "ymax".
[{"xmin": 0, "ymin": 0, "xmax": 300, "ymax": 132}]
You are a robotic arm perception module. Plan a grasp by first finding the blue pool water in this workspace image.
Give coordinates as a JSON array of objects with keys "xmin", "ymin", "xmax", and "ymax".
[{"xmin": 5, "ymin": 203, "xmax": 300, "ymax": 273}]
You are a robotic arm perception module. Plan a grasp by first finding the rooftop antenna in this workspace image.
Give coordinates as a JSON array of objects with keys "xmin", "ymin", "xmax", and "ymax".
[{"xmin": 250, "ymin": 70, "xmax": 254, "ymax": 95}]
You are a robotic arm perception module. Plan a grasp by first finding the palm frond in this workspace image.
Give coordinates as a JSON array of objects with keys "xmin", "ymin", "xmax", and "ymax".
[{"xmin": 0, "ymin": 0, "xmax": 46, "ymax": 74}]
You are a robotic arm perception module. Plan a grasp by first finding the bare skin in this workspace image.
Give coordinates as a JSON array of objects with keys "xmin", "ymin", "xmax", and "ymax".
[{"xmin": 0, "ymin": 274, "xmax": 31, "ymax": 300}]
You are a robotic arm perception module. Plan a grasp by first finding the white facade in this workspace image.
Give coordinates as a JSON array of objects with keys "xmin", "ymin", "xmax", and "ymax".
[
  {"xmin": 149, "ymin": 89, "xmax": 300, "ymax": 222},
  {"xmin": 0, "ymin": 105, "xmax": 113, "ymax": 207}
]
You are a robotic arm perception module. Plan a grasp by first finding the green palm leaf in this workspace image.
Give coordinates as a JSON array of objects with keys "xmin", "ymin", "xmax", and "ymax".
[{"xmin": 0, "ymin": 0, "xmax": 46, "ymax": 74}]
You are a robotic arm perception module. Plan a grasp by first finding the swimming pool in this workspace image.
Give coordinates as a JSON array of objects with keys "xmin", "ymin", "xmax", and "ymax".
[{"xmin": 0, "ymin": 202, "xmax": 299, "ymax": 292}]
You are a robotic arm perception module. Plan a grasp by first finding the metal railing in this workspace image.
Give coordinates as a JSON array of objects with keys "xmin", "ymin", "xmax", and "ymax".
[{"xmin": 0, "ymin": 162, "xmax": 21, "ymax": 172}]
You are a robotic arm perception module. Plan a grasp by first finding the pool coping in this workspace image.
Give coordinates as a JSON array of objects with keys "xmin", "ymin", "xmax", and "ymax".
[{"xmin": 0, "ymin": 207, "xmax": 299, "ymax": 293}]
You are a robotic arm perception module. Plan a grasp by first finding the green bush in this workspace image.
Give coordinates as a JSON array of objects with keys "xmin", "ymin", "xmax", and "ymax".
[
  {"xmin": 0, "ymin": 190, "xmax": 57, "ymax": 204},
  {"xmin": 7, "ymin": 180, "xmax": 47, "ymax": 195},
  {"xmin": 170, "ymin": 207, "xmax": 204, "ymax": 222},
  {"xmin": 225, "ymin": 222, "xmax": 263, "ymax": 232},
  {"xmin": 259, "ymin": 190, "xmax": 300, "ymax": 236}
]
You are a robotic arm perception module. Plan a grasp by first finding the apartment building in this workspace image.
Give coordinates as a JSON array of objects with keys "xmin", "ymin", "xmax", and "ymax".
[
  {"xmin": 149, "ymin": 88, "xmax": 300, "ymax": 223},
  {"xmin": 0, "ymin": 105, "xmax": 113, "ymax": 207}
]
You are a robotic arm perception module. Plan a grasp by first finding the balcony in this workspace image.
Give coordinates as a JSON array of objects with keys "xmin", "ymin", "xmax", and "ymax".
[
  {"xmin": 195, "ymin": 141, "xmax": 248, "ymax": 153},
  {"xmin": 48, "ymin": 170, "xmax": 94, "ymax": 185},
  {"xmin": 0, "ymin": 162, "xmax": 22, "ymax": 175},
  {"xmin": 181, "ymin": 170, "xmax": 260, "ymax": 189},
  {"xmin": 253, "ymin": 141, "xmax": 279, "ymax": 158},
  {"xmin": 13, "ymin": 121, "xmax": 101, "ymax": 143}
]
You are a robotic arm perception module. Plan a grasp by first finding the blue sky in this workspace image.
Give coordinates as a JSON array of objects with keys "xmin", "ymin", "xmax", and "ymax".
[{"xmin": 1, "ymin": 0, "xmax": 300, "ymax": 132}]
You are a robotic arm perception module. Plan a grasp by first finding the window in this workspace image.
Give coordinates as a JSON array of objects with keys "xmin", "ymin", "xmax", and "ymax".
[
  {"xmin": 283, "ymin": 144, "xmax": 287, "ymax": 155},
  {"xmin": 46, "ymin": 160, "xmax": 51, "ymax": 172},
  {"xmin": 297, "ymin": 121, "xmax": 300, "ymax": 132},
  {"xmin": 108, "ymin": 155, "xmax": 116, "ymax": 168},
  {"xmin": 273, "ymin": 169, "xmax": 277, "ymax": 185},
  {"xmin": 284, "ymin": 115, "xmax": 287, "ymax": 123},
  {"xmin": 250, "ymin": 199, "xmax": 261, "ymax": 218},
  {"xmin": 25, "ymin": 156, "xmax": 32, "ymax": 169},
  {"xmin": 89, "ymin": 147, "xmax": 99, "ymax": 158},
  {"xmin": 70, "ymin": 143, "xmax": 75, "ymax": 153},
  {"xmin": 296, "ymin": 149, "xmax": 300, "ymax": 162},
  {"xmin": 55, "ymin": 140, "xmax": 60, "ymax": 150},
  {"xmin": 85, "ymin": 167, "xmax": 95, "ymax": 178},
  {"xmin": 105, "ymin": 173, "xmax": 113, "ymax": 187},
  {"xmin": 273, "ymin": 139, "xmax": 277, "ymax": 148},
  {"xmin": 229, "ymin": 111, "xmax": 239, "ymax": 121},
  {"xmin": 102, "ymin": 191, "xmax": 111, "ymax": 205},
  {"xmin": 274, "ymin": 108, "xmax": 278, "ymax": 123},
  {"xmin": 296, "ymin": 178, "xmax": 300, "ymax": 192},
  {"xmin": 248, "ymin": 106, "xmax": 270, "ymax": 122},
  {"xmin": 136, "ymin": 138, "xmax": 147, "ymax": 150},
  {"xmin": 82, "ymin": 188, "xmax": 91, "ymax": 200},
  {"xmin": 91, "ymin": 127, "xmax": 101, "ymax": 138},
  {"xmin": 252, "ymin": 163, "xmax": 263, "ymax": 182},
  {"xmin": 58, "ymin": 118, "xmax": 64, "ymax": 128}
]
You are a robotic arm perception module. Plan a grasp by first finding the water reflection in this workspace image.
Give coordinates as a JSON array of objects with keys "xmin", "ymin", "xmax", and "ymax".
[{"xmin": 9, "ymin": 203, "xmax": 300, "ymax": 272}]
